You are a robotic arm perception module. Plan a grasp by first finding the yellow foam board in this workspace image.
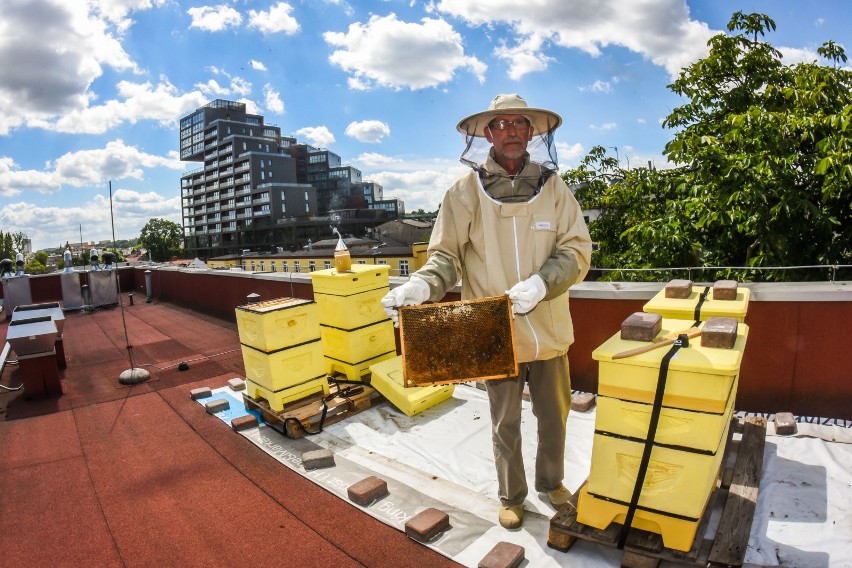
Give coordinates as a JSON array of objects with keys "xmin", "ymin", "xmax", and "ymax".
[{"xmin": 369, "ymin": 356, "xmax": 455, "ymax": 416}]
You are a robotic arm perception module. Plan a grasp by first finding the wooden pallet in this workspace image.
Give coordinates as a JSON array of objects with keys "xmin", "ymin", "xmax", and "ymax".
[
  {"xmin": 548, "ymin": 416, "xmax": 767, "ymax": 568},
  {"xmin": 243, "ymin": 377, "xmax": 385, "ymax": 438}
]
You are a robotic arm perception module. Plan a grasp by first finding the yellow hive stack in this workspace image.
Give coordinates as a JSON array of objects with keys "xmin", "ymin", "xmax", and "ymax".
[
  {"xmin": 643, "ymin": 285, "xmax": 750, "ymax": 322},
  {"xmin": 309, "ymin": 264, "xmax": 396, "ymax": 380},
  {"xmin": 235, "ymin": 297, "xmax": 329, "ymax": 412},
  {"xmin": 578, "ymin": 318, "xmax": 749, "ymax": 552},
  {"xmin": 369, "ymin": 356, "xmax": 455, "ymax": 416}
]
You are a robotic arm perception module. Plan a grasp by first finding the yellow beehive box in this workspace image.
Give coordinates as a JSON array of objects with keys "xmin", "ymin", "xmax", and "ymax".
[
  {"xmin": 577, "ymin": 484, "xmax": 702, "ymax": 552},
  {"xmin": 240, "ymin": 339, "xmax": 326, "ymax": 392},
  {"xmin": 594, "ymin": 376, "xmax": 737, "ymax": 453},
  {"xmin": 585, "ymin": 409, "xmax": 732, "ymax": 524},
  {"xmin": 320, "ymin": 320, "xmax": 396, "ymax": 365},
  {"xmin": 369, "ymin": 356, "xmax": 455, "ymax": 416},
  {"xmin": 236, "ymin": 297, "xmax": 320, "ymax": 352},
  {"xmin": 593, "ymin": 319, "xmax": 748, "ymax": 413},
  {"xmin": 326, "ymin": 351, "xmax": 395, "ymax": 381},
  {"xmin": 314, "ymin": 286, "xmax": 390, "ymax": 330},
  {"xmin": 244, "ymin": 376, "xmax": 329, "ymax": 412},
  {"xmin": 309, "ymin": 264, "xmax": 390, "ymax": 296},
  {"xmin": 643, "ymin": 285, "xmax": 750, "ymax": 322}
]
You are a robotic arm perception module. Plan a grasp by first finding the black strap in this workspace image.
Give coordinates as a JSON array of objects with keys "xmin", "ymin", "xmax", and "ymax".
[
  {"xmin": 693, "ymin": 286, "xmax": 711, "ymax": 322},
  {"xmin": 616, "ymin": 333, "xmax": 691, "ymax": 550}
]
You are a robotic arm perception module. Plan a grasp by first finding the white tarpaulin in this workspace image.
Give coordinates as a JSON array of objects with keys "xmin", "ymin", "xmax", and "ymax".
[{"xmin": 200, "ymin": 384, "xmax": 852, "ymax": 567}]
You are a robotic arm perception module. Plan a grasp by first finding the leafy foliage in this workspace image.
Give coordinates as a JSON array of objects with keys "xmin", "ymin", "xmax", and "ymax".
[
  {"xmin": 565, "ymin": 12, "xmax": 852, "ymax": 282},
  {"xmin": 139, "ymin": 218, "xmax": 183, "ymax": 262}
]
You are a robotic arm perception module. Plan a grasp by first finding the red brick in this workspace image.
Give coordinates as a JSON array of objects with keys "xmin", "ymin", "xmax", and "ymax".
[
  {"xmin": 571, "ymin": 392, "xmax": 596, "ymax": 413},
  {"xmin": 347, "ymin": 476, "xmax": 389, "ymax": 506},
  {"xmin": 664, "ymin": 279, "xmax": 693, "ymax": 299},
  {"xmin": 190, "ymin": 387, "xmax": 212, "ymax": 400},
  {"xmin": 774, "ymin": 412, "xmax": 797, "ymax": 436},
  {"xmin": 478, "ymin": 541, "xmax": 525, "ymax": 568},
  {"xmin": 204, "ymin": 398, "xmax": 229, "ymax": 414},
  {"xmin": 712, "ymin": 279, "xmax": 738, "ymax": 301},
  {"xmin": 405, "ymin": 508, "xmax": 450, "ymax": 542},
  {"xmin": 701, "ymin": 317, "xmax": 738, "ymax": 349},
  {"xmin": 620, "ymin": 312, "xmax": 662, "ymax": 342},
  {"xmin": 302, "ymin": 448, "xmax": 335, "ymax": 470},
  {"xmin": 231, "ymin": 414, "xmax": 258, "ymax": 431}
]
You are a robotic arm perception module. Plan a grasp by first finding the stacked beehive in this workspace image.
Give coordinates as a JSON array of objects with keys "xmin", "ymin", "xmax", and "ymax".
[
  {"xmin": 576, "ymin": 280, "xmax": 750, "ymax": 552},
  {"xmin": 236, "ymin": 297, "xmax": 329, "ymax": 412},
  {"xmin": 309, "ymin": 264, "xmax": 396, "ymax": 381}
]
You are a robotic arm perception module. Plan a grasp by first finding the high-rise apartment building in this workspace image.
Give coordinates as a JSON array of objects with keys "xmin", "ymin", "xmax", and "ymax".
[{"xmin": 179, "ymin": 99, "xmax": 402, "ymax": 259}]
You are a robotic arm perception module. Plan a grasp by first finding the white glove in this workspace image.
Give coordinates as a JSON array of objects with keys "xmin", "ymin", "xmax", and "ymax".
[
  {"xmin": 381, "ymin": 277, "xmax": 431, "ymax": 327},
  {"xmin": 507, "ymin": 274, "xmax": 547, "ymax": 314}
]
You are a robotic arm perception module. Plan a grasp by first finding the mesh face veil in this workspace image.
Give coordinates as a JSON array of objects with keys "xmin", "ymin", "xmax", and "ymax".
[{"xmin": 456, "ymin": 94, "xmax": 561, "ymax": 191}]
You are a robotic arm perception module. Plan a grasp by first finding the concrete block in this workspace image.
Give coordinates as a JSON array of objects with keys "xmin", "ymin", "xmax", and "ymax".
[
  {"xmin": 347, "ymin": 475, "xmax": 389, "ymax": 506},
  {"xmin": 478, "ymin": 541, "xmax": 525, "ymax": 568},
  {"xmin": 665, "ymin": 279, "xmax": 693, "ymax": 299},
  {"xmin": 190, "ymin": 387, "xmax": 212, "ymax": 400},
  {"xmin": 205, "ymin": 398, "xmax": 229, "ymax": 414},
  {"xmin": 571, "ymin": 392, "xmax": 596, "ymax": 413},
  {"xmin": 302, "ymin": 448, "xmax": 335, "ymax": 471},
  {"xmin": 231, "ymin": 414, "xmax": 258, "ymax": 431},
  {"xmin": 713, "ymin": 279, "xmax": 738, "ymax": 301},
  {"xmin": 620, "ymin": 312, "xmax": 662, "ymax": 342},
  {"xmin": 700, "ymin": 317, "xmax": 738, "ymax": 349},
  {"xmin": 228, "ymin": 378, "xmax": 246, "ymax": 391},
  {"xmin": 405, "ymin": 508, "xmax": 450, "ymax": 542},
  {"xmin": 774, "ymin": 412, "xmax": 797, "ymax": 436}
]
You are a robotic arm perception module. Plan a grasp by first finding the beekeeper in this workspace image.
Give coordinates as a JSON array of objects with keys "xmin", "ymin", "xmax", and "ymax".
[{"xmin": 381, "ymin": 94, "xmax": 592, "ymax": 529}]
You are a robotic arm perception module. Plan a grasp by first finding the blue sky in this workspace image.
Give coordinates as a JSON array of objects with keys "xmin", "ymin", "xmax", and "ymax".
[{"xmin": 1, "ymin": 0, "xmax": 850, "ymax": 251}]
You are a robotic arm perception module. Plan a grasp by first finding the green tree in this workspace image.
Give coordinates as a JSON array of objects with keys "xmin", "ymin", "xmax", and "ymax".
[
  {"xmin": 24, "ymin": 259, "xmax": 50, "ymax": 275},
  {"xmin": 139, "ymin": 218, "xmax": 183, "ymax": 262},
  {"xmin": 567, "ymin": 12, "xmax": 852, "ymax": 282}
]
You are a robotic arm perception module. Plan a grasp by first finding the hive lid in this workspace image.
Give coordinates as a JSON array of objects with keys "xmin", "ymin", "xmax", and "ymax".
[
  {"xmin": 592, "ymin": 318, "xmax": 749, "ymax": 373},
  {"xmin": 399, "ymin": 295, "xmax": 517, "ymax": 387},
  {"xmin": 235, "ymin": 297, "xmax": 313, "ymax": 314}
]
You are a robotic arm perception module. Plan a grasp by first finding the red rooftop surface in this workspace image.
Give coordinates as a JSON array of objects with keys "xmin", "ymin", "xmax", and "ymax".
[{"xmin": 0, "ymin": 297, "xmax": 458, "ymax": 568}]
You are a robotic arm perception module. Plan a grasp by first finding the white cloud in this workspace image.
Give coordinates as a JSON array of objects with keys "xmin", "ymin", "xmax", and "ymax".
[
  {"xmin": 354, "ymin": 153, "xmax": 404, "ymax": 168},
  {"xmin": 248, "ymin": 2, "xmax": 300, "ymax": 35},
  {"xmin": 591, "ymin": 122, "xmax": 617, "ymax": 131},
  {"xmin": 324, "ymin": 14, "xmax": 486, "ymax": 90},
  {"xmin": 295, "ymin": 126, "xmax": 335, "ymax": 147},
  {"xmin": 250, "ymin": 59, "xmax": 268, "ymax": 71},
  {"xmin": 778, "ymin": 46, "xmax": 821, "ymax": 65},
  {"xmin": 0, "ymin": 140, "xmax": 183, "ymax": 196},
  {"xmin": 32, "ymin": 78, "xmax": 208, "ymax": 135},
  {"xmin": 555, "ymin": 142, "xmax": 585, "ymax": 165},
  {"xmin": 580, "ymin": 80, "xmax": 614, "ymax": 93},
  {"xmin": 435, "ymin": 0, "xmax": 717, "ymax": 79},
  {"xmin": 0, "ymin": 189, "xmax": 180, "ymax": 251},
  {"xmin": 264, "ymin": 84, "xmax": 285, "ymax": 114},
  {"xmin": 368, "ymin": 167, "xmax": 465, "ymax": 212},
  {"xmin": 187, "ymin": 5, "xmax": 242, "ymax": 32},
  {"xmin": 0, "ymin": 0, "xmax": 141, "ymax": 135},
  {"xmin": 345, "ymin": 120, "xmax": 390, "ymax": 143}
]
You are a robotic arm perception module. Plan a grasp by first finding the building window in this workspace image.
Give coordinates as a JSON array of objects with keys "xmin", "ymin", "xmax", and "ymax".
[
  {"xmin": 357, "ymin": 260, "xmax": 366, "ymax": 265},
  {"xmin": 259, "ymin": 261, "xmax": 265, "ymax": 272},
  {"xmin": 242, "ymin": 261, "xmax": 247, "ymax": 270},
  {"xmin": 294, "ymin": 261, "xmax": 301, "ymax": 273},
  {"xmin": 282, "ymin": 261, "xmax": 288, "ymax": 272},
  {"xmin": 377, "ymin": 260, "xmax": 388, "ymax": 265},
  {"xmin": 309, "ymin": 261, "xmax": 316, "ymax": 272},
  {"xmin": 399, "ymin": 260, "xmax": 409, "ymax": 276},
  {"xmin": 271, "ymin": 261, "xmax": 276, "ymax": 272},
  {"xmin": 323, "ymin": 261, "xmax": 331, "ymax": 269}
]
